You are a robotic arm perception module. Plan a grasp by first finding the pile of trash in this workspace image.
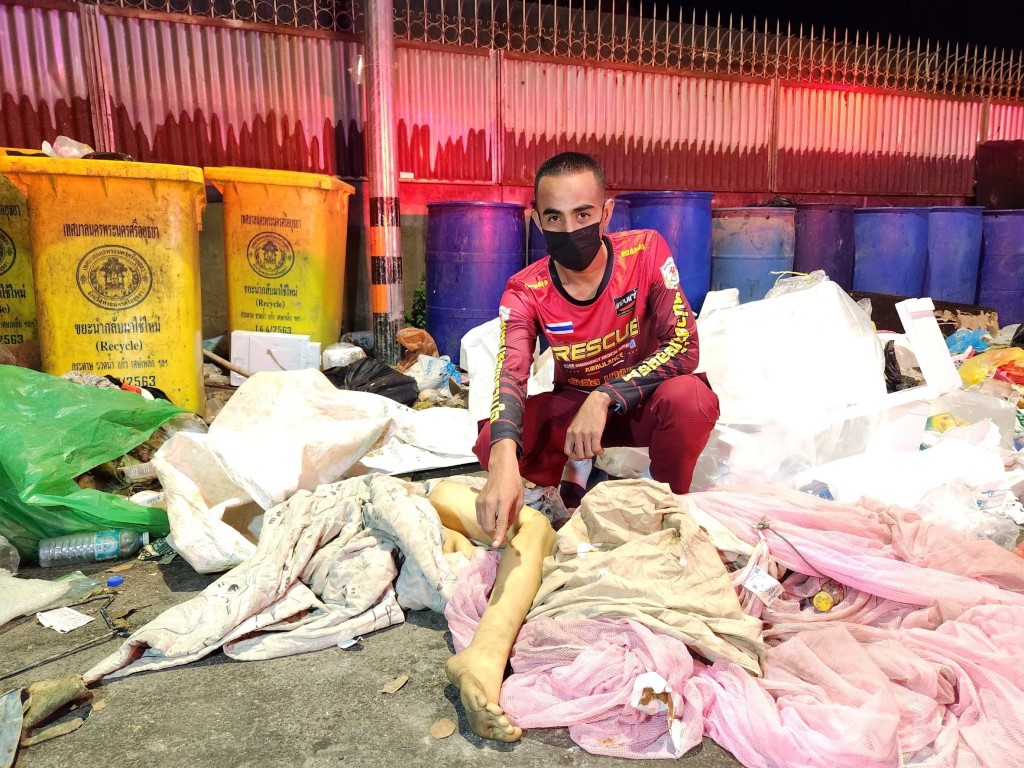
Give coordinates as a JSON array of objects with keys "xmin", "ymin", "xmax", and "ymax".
[{"xmin": 2, "ymin": 269, "xmax": 1023, "ymax": 767}]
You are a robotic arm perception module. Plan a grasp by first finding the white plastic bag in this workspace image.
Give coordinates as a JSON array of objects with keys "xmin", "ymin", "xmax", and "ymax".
[
  {"xmin": 695, "ymin": 280, "xmax": 886, "ymax": 424},
  {"xmin": 41, "ymin": 136, "xmax": 94, "ymax": 158},
  {"xmin": 406, "ymin": 354, "xmax": 460, "ymax": 393}
]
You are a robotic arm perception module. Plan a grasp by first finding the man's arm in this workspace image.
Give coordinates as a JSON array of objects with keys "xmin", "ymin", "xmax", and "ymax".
[
  {"xmin": 596, "ymin": 232, "xmax": 700, "ymax": 414},
  {"xmin": 477, "ymin": 287, "xmax": 537, "ymax": 546}
]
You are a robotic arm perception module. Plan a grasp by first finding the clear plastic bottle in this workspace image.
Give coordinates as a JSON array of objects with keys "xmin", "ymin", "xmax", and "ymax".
[
  {"xmin": 0, "ymin": 534, "xmax": 20, "ymax": 574},
  {"xmin": 38, "ymin": 530, "xmax": 150, "ymax": 568}
]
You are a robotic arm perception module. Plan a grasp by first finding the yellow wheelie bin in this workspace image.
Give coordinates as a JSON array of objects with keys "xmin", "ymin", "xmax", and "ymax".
[
  {"xmin": 0, "ymin": 156, "xmax": 208, "ymax": 413},
  {"xmin": 0, "ymin": 148, "xmax": 39, "ymax": 363},
  {"xmin": 204, "ymin": 167, "xmax": 355, "ymax": 348}
]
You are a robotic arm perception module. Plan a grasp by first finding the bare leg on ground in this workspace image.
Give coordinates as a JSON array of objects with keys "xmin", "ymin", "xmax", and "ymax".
[{"xmin": 429, "ymin": 481, "xmax": 555, "ymax": 743}]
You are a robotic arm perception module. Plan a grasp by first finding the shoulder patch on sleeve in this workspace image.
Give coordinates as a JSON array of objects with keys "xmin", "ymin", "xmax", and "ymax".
[
  {"xmin": 660, "ymin": 256, "xmax": 680, "ymax": 290},
  {"xmin": 498, "ymin": 305, "xmax": 511, "ymax": 321}
]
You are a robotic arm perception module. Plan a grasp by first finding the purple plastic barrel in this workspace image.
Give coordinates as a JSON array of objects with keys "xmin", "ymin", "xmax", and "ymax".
[
  {"xmin": 794, "ymin": 203, "xmax": 855, "ymax": 291},
  {"xmin": 925, "ymin": 207, "xmax": 984, "ymax": 304},
  {"xmin": 979, "ymin": 210, "xmax": 1024, "ymax": 325},
  {"xmin": 426, "ymin": 201, "xmax": 525, "ymax": 359}
]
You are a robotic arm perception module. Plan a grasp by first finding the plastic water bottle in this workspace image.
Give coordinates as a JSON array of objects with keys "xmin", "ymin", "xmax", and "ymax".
[
  {"xmin": 0, "ymin": 535, "xmax": 20, "ymax": 574},
  {"xmin": 38, "ymin": 530, "xmax": 150, "ymax": 568}
]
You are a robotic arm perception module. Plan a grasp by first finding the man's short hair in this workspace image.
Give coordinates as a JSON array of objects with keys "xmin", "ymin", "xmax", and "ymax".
[{"xmin": 534, "ymin": 152, "xmax": 606, "ymax": 198}]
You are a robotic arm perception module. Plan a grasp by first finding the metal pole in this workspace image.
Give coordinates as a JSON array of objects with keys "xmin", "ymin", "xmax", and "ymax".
[{"xmin": 364, "ymin": 0, "xmax": 403, "ymax": 365}]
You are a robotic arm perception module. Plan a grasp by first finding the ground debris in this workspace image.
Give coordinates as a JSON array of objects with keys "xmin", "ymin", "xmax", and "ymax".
[
  {"xmin": 380, "ymin": 675, "xmax": 409, "ymax": 695},
  {"xmin": 429, "ymin": 718, "xmax": 456, "ymax": 739}
]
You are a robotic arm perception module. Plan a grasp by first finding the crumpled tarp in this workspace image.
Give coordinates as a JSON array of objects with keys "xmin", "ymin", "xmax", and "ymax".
[{"xmin": 85, "ymin": 475, "xmax": 466, "ymax": 683}]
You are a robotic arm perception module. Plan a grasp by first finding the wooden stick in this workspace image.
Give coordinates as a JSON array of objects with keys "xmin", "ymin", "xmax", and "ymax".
[{"xmin": 202, "ymin": 348, "xmax": 253, "ymax": 379}]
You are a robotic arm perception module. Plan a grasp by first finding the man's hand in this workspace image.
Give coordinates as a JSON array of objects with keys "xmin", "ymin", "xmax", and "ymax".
[
  {"xmin": 476, "ymin": 440, "xmax": 523, "ymax": 547},
  {"xmin": 564, "ymin": 390, "xmax": 612, "ymax": 461}
]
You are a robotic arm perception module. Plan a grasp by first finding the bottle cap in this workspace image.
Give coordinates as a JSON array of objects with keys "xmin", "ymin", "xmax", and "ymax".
[
  {"xmin": 107, "ymin": 575, "xmax": 124, "ymax": 588},
  {"xmin": 812, "ymin": 590, "xmax": 835, "ymax": 612}
]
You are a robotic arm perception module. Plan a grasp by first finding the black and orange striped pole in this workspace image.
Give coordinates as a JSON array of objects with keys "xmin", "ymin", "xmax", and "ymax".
[{"xmin": 364, "ymin": 0, "xmax": 403, "ymax": 366}]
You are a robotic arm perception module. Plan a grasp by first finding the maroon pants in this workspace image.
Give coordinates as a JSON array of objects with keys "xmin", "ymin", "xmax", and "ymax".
[{"xmin": 473, "ymin": 375, "xmax": 720, "ymax": 494}]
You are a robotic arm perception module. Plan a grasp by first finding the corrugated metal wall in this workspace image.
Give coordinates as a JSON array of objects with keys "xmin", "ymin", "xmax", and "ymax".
[
  {"xmin": 5, "ymin": 1, "xmax": 1024, "ymax": 196},
  {"xmin": 98, "ymin": 13, "xmax": 364, "ymax": 175},
  {"xmin": 775, "ymin": 85, "xmax": 982, "ymax": 195},
  {"xmin": 395, "ymin": 45, "xmax": 495, "ymax": 181},
  {"xmin": 502, "ymin": 56, "xmax": 772, "ymax": 190},
  {"xmin": 987, "ymin": 102, "xmax": 1024, "ymax": 144},
  {"xmin": 0, "ymin": 2, "xmax": 94, "ymax": 150}
]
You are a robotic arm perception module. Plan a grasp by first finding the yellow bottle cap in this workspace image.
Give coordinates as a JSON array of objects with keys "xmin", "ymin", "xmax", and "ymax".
[{"xmin": 812, "ymin": 591, "xmax": 836, "ymax": 612}]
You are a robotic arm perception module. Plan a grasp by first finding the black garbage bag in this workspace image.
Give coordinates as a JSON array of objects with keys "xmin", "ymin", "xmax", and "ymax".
[
  {"xmin": 883, "ymin": 340, "xmax": 917, "ymax": 393},
  {"xmin": 322, "ymin": 358, "xmax": 419, "ymax": 406},
  {"xmin": 1011, "ymin": 323, "xmax": 1024, "ymax": 351}
]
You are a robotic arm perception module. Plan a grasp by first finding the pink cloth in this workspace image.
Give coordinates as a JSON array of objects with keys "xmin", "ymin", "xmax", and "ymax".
[{"xmin": 444, "ymin": 490, "xmax": 1024, "ymax": 765}]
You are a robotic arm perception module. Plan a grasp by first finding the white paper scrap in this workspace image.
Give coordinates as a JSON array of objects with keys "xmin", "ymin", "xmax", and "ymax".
[{"xmin": 37, "ymin": 607, "xmax": 94, "ymax": 633}]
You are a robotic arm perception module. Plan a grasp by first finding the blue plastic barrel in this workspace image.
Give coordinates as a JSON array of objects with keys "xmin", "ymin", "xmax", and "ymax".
[
  {"xmin": 607, "ymin": 195, "xmax": 631, "ymax": 233},
  {"xmin": 426, "ymin": 202, "xmax": 526, "ymax": 359},
  {"xmin": 621, "ymin": 191, "xmax": 714, "ymax": 312},
  {"xmin": 794, "ymin": 203, "xmax": 855, "ymax": 290},
  {"xmin": 925, "ymin": 207, "xmax": 984, "ymax": 303},
  {"xmin": 979, "ymin": 210, "xmax": 1024, "ymax": 325},
  {"xmin": 853, "ymin": 207, "xmax": 928, "ymax": 296},
  {"xmin": 711, "ymin": 207, "xmax": 796, "ymax": 303}
]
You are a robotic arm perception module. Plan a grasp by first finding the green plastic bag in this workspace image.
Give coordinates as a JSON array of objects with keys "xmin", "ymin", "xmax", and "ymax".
[{"xmin": 0, "ymin": 365, "xmax": 185, "ymax": 558}]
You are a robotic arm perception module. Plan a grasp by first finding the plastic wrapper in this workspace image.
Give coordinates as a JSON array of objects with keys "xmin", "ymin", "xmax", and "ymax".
[
  {"xmin": 959, "ymin": 347, "xmax": 1024, "ymax": 387},
  {"xmin": 945, "ymin": 328, "xmax": 990, "ymax": 354},
  {"xmin": 0, "ymin": 366, "xmax": 184, "ymax": 557},
  {"xmin": 913, "ymin": 482, "xmax": 1021, "ymax": 550},
  {"xmin": 764, "ymin": 269, "xmax": 830, "ymax": 299},
  {"xmin": 404, "ymin": 354, "xmax": 462, "ymax": 393}
]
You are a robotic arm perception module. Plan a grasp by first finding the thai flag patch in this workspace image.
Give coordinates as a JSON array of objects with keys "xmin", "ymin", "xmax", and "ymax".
[{"xmin": 544, "ymin": 320, "xmax": 574, "ymax": 335}]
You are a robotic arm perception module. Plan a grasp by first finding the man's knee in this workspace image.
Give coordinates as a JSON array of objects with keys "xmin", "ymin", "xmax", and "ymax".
[{"xmin": 651, "ymin": 375, "xmax": 719, "ymax": 424}]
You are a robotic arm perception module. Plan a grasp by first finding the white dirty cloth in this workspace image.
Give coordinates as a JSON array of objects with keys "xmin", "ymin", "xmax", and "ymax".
[
  {"xmin": 0, "ymin": 570, "xmax": 69, "ymax": 627},
  {"xmin": 85, "ymin": 475, "xmax": 462, "ymax": 682},
  {"xmin": 156, "ymin": 369, "xmax": 476, "ymax": 574},
  {"xmin": 527, "ymin": 479, "xmax": 764, "ymax": 675}
]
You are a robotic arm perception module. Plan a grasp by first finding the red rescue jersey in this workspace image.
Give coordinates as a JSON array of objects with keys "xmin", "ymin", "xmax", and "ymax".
[{"xmin": 489, "ymin": 229, "xmax": 700, "ymax": 451}]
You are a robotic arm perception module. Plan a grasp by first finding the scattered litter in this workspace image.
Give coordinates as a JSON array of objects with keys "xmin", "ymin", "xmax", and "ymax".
[
  {"xmin": 105, "ymin": 562, "xmax": 135, "ymax": 574},
  {"xmin": 229, "ymin": 330, "xmax": 320, "ymax": 387},
  {"xmin": 322, "ymin": 342, "xmax": 366, "ymax": 370},
  {"xmin": 380, "ymin": 675, "xmax": 410, "ymax": 695},
  {"xmin": 36, "ymin": 608, "xmax": 94, "ymax": 634},
  {"xmin": 430, "ymin": 718, "xmax": 456, "ymax": 739}
]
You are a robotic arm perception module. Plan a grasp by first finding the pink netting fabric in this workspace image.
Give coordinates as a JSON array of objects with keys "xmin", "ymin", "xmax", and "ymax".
[{"xmin": 444, "ymin": 490, "xmax": 1024, "ymax": 765}]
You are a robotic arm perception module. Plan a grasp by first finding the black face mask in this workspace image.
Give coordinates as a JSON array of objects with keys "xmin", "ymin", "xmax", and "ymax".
[{"xmin": 542, "ymin": 221, "xmax": 603, "ymax": 272}]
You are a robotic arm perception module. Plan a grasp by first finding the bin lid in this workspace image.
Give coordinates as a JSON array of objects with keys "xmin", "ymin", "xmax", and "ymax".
[
  {"xmin": 855, "ymin": 206, "xmax": 929, "ymax": 214},
  {"xmin": 204, "ymin": 166, "xmax": 355, "ymax": 194},
  {"xmin": 0, "ymin": 147, "xmax": 45, "ymax": 157},
  {"xmin": 0, "ymin": 155, "xmax": 204, "ymax": 183}
]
